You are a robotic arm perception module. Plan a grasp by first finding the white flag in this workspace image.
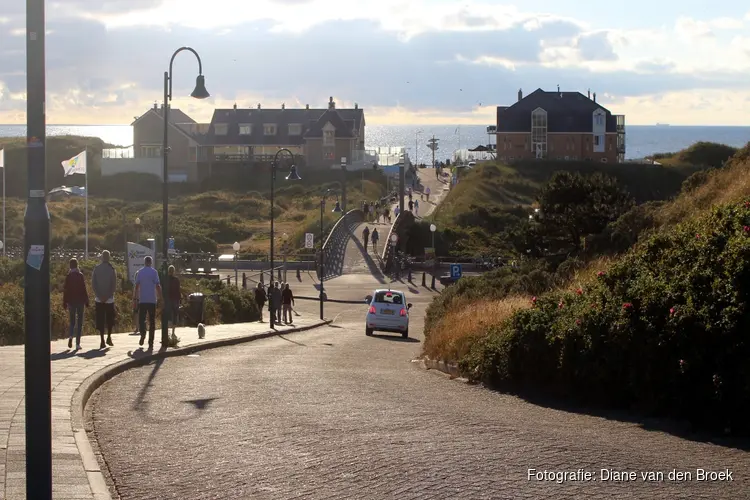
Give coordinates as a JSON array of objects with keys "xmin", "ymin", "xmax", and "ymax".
[
  {"xmin": 0, "ymin": 149, "xmax": 4, "ymax": 168},
  {"xmin": 61, "ymin": 150, "xmax": 86, "ymax": 176}
]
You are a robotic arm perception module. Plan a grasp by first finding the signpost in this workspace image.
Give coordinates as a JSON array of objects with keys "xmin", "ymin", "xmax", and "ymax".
[
  {"xmin": 304, "ymin": 232, "xmax": 314, "ymax": 249},
  {"xmin": 450, "ymin": 263, "xmax": 462, "ymax": 280}
]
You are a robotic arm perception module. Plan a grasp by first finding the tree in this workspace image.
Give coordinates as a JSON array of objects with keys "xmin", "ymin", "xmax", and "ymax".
[{"xmin": 536, "ymin": 171, "xmax": 634, "ymax": 253}]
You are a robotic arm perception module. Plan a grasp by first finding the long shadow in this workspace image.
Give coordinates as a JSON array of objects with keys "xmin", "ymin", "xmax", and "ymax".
[
  {"xmin": 79, "ymin": 348, "xmax": 108, "ymax": 359},
  {"xmin": 372, "ymin": 334, "xmax": 421, "ymax": 343},
  {"xmin": 132, "ymin": 356, "xmax": 165, "ymax": 413},
  {"xmin": 349, "ymin": 234, "xmax": 387, "ymax": 284},
  {"xmin": 183, "ymin": 397, "xmax": 218, "ymax": 410},
  {"xmin": 279, "ymin": 335, "xmax": 306, "ymax": 346},
  {"xmin": 483, "ymin": 385, "xmax": 750, "ymax": 452},
  {"xmin": 51, "ymin": 350, "xmax": 78, "ymax": 361}
]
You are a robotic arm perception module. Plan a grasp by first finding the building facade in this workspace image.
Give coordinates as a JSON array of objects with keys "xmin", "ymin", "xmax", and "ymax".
[
  {"xmin": 103, "ymin": 98, "xmax": 367, "ymax": 183},
  {"xmin": 496, "ymin": 88, "xmax": 625, "ymax": 164}
]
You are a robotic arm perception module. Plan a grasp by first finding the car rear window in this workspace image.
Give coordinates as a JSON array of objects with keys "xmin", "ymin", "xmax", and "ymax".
[{"xmin": 374, "ymin": 292, "xmax": 403, "ymax": 305}]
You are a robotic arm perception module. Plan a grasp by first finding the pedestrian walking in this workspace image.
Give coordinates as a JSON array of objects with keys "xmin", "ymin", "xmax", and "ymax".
[
  {"xmin": 92, "ymin": 250, "xmax": 117, "ymax": 349},
  {"xmin": 282, "ymin": 283, "xmax": 295, "ymax": 324},
  {"xmin": 254, "ymin": 282, "xmax": 267, "ymax": 322},
  {"xmin": 372, "ymin": 228, "xmax": 379, "ymax": 252},
  {"xmin": 134, "ymin": 255, "xmax": 162, "ymax": 349},
  {"xmin": 167, "ymin": 265, "xmax": 181, "ymax": 338},
  {"xmin": 408, "ymin": 199, "xmax": 414, "ymax": 212},
  {"xmin": 270, "ymin": 282, "xmax": 283, "ymax": 324},
  {"xmin": 384, "ymin": 206, "xmax": 391, "ymax": 223},
  {"xmin": 425, "ymin": 186, "xmax": 431, "ymax": 202},
  {"xmin": 394, "ymin": 206, "xmax": 400, "ymax": 217},
  {"xmin": 363, "ymin": 202, "xmax": 369, "ymax": 222},
  {"xmin": 362, "ymin": 225, "xmax": 370, "ymax": 249},
  {"xmin": 63, "ymin": 258, "xmax": 89, "ymax": 350},
  {"xmin": 414, "ymin": 199, "xmax": 420, "ymax": 216},
  {"xmin": 369, "ymin": 201, "xmax": 375, "ymax": 222}
]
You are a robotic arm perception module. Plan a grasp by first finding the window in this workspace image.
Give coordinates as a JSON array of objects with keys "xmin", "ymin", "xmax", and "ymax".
[
  {"xmin": 288, "ymin": 123, "xmax": 302, "ymax": 135},
  {"xmin": 214, "ymin": 123, "xmax": 228, "ymax": 135},
  {"xmin": 374, "ymin": 291, "xmax": 404, "ymax": 305},
  {"xmin": 593, "ymin": 135, "xmax": 601, "ymax": 146},
  {"xmin": 595, "ymin": 114, "xmax": 604, "ymax": 126},
  {"xmin": 239, "ymin": 124, "xmax": 252, "ymax": 135},
  {"xmin": 531, "ymin": 108, "xmax": 547, "ymax": 159},
  {"xmin": 323, "ymin": 130, "xmax": 335, "ymax": 146},
  {"xmin": 141, "ymin": 146, "xmax": 161, "ymax": 158},
  {"xmin": 263, "ymin": 124, "xmax": 277, "ymax": 136},
  {"xmin": 323, "ymin": 148, "xmax": 335, "ymax": 160}
]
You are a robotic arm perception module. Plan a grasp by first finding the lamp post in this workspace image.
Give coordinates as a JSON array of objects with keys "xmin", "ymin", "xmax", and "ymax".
[
  {"xmin": 319, "ymin": 190, "xmax": 342, "ymax": 320},
  {"xmin": 161, "ymin": 46, "xmax": 210, "ymax": 347},
  {"xmin": 340, "ymin": 157, "xmax": 347, "ymax": 212},
  {"xmin": 415, "ymin": 130, "xmax": 423, "ymax": 167},
  {"xmin": 430, "ymin": 223, "xmax": 437, "ymax": 249},
  {"xmin": 25, "ymin": 1, "xmax": 52, "ymax": 496},
  {"xmin": 232, "ymin": 241, "xmax": 240, "ymax": 287},
  {"xmin": 281, "ymin": 232, "xmax": 288, "ymax": 282},
  {"xmin": 269, "ymin": 148, "xmax": 301, "ymax": 329},
  {"xmin": 135, "ymin": 217, "xmax": 141, "ymax": 244}
]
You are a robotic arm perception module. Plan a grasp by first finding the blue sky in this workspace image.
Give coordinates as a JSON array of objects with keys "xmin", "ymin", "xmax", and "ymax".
[{"xmin": 0, "ymin": 0, "xmax": 749, "ymax": 125}]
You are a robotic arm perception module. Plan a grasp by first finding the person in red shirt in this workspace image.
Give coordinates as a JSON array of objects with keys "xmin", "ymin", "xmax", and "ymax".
[
  {"xmin": 168, "ymin": 265, "xmax": 181, "ymax": 337},
  {"xmin": 62, "ymin": 258, "xmax": 90, "ymax": 350}
]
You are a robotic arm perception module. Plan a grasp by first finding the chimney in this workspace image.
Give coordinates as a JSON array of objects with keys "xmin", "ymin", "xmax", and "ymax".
[
  {"xmin": 518, "ymin": 88, "xmax": 523, "ymax": 101},
  {"xmin": 558, "ymin": 85, "xmax": 562, "ymax": 98},
  {"xmin": 329, "ymin": 96, "xmax": 335, "ymax": 109},
  {"xmin": 305, "ymin": 104, "xmax": 309, "ymax": 109},
  {"xmin": 354, "ymin": 103, "xmax": 358, "ymax": 109},
  {"xmin": 257, "ymin": 103, "xmax": 261, "ymax": 109},
  {"xmin": 593, "ymin": 92, "xmax": 597, "ymax": 103},
  {"xmin": 281, "ymin": 103, "xmax": 285, "ymax": 110},
  {"xmin": 587, "ymin": 89, "xmax": 591, "ymax": 99},
  {"xmin": 233, "ymin": 103, "xmax": 237, "ymax": 110},
  {"xmin": 153, "ymin": 102, "xmax": 158, "ymax": 110}
]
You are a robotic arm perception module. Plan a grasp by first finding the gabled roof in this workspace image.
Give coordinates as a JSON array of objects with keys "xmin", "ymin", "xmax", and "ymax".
[
  {"xmin": 130, "ymin": 107, "xmax": 201, "ymax": 143},
  {"xmin": 202, "ymin": 106, "xmax": 364, "ymax": 146},
  {"xmin": 497, "ymin": 89, "xmax": 618, "ymax": 133}
]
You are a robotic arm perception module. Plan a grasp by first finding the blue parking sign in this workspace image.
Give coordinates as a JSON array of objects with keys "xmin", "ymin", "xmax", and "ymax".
[{"xmin": 450, "ymin": 264, "xmax": 462, "ymax": 279}]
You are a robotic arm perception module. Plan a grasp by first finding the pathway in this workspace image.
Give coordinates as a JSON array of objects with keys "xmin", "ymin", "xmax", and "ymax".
[{"xmin": 0, "ymin": 317, "xmax": 324, "ymax": 500}]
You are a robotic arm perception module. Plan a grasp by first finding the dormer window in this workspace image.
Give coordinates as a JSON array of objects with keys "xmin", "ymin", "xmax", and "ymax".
[
  {"xmin": 288, "ymin": 123, "xmax": 302, "ymax": 135},
  {"xmin": 214, "ymin": 123, "xmax": 228, "ymax": 135},
  {"xmin": 323, "ymin": 130, "xmax": 335, "ymax": 146},
  {"xmin": 263, "ymin": 124, "xmax": 277, "ymax": 136},
  {"xmin": 239, "ymin": 123, "xmax": 252, "ymax": 135}
]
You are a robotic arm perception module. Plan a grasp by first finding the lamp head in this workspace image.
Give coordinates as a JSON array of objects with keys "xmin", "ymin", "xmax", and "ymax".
[
  {"xmin": 190, "ymin": 75, "xmax": 210, "ymax": 99},
  {"xmin": 135, "ymin": 217, "xmax": 141, "ymax": 225},
  {"xmin": 286, "ymin": 164, "xmax": 301, "ymax": 181},
  {"xmin": 430, "ymin": 224, "xmax": 436, "ymax": 232},
  {"xmin": 232, "ymin": 241, "xmax": 240, "ymax": 252},
  {"xmin": 332, "ymin": 201, "xmax": 342, "ymax": 213}
]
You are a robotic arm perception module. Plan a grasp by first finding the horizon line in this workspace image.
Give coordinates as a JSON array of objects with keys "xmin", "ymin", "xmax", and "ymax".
[{"xmin": 1, "ymin": 123, "xmax": 750, "ymax": 128}]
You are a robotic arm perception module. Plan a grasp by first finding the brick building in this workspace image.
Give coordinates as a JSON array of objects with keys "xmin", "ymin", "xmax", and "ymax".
[{"xmin": 496, "ymin": 88, "xmax": 626, "ymax": 163}]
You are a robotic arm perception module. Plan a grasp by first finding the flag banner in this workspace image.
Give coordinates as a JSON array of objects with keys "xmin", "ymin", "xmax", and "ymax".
[
  {"xmin": 0, "ymin": 149, "xmax": 4, "ymax": 168},
  {"xmin": 61, "ymin": 151, "xmax": 86, "ymax": 176}
]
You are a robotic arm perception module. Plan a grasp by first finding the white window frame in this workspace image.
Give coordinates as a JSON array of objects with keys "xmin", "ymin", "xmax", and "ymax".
[
  {"xmin": 594, "ymin": 135, "xmax": 601, "ymax": 146},
  {"xmin": 323, "ymin": 130, "xmax": 335, "ymax": 147},
  {"xmin": 239, "ymin": 123, "xmax": 252, "ymax": 135},
  {"xmin": 214, "ymin": 123, "xmax": 228, "ymax": 136},
  {"xmin": 263, "ymin": 124, "xmax": 277, "ymax": 136},
  {"xmin": 141, "ymin": 145, "xmax": 161, "ymax": 158},
  {"xmin": 288, "ymin": 123, "xmax": 302, "ymax": 136}
]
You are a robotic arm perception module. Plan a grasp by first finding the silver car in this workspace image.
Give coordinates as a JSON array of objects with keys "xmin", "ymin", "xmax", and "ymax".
[{"xmin": 364, "ymin": 289, "xmax": 412, "ymax": 338}]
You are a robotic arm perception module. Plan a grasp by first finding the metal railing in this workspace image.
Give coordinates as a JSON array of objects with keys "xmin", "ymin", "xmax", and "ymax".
[
  {"xmin": 318, "ymin": 209, "xmax": 365, "ymax": 280},
  {"xmin": 380, "ymin": 210, "xmax": 415, "ymax": 274}
]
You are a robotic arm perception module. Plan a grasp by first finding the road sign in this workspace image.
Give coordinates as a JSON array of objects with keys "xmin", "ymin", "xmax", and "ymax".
[
  {"xmin": 304, "ymin": 233, "xmax": 314, "ymax": 249},
  {"xmin": 168, "ymin": 237, "xmax": 176, "ymax": 254},
  {"xmin": 450, "ymin": 263, "xmax": 462, "ymax": 279}
]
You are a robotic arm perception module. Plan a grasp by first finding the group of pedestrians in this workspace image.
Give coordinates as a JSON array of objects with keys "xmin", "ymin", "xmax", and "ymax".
[
  {"xmin": 253, "ymin": 281, "xmax": 296, "ymax": 325},
  {"xmin": 361, "ymin": 226, "xmax": 380, "ymax": 253},
  {"xmin": 62, "ymin": 251, "xmax": 172, "ymax": 351},
  {"xmin": 362, "ymin": 200, "xmax": 391, "ymax": 224}
]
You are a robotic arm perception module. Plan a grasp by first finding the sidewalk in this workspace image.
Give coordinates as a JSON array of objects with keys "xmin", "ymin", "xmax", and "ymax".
[
  {"xmin": 0, "ymin": 317, "xmax": 325, "ymax": 500},
  {"xmin": 392, "ymin": 168, "xmax": 449, "ymax": 220}
]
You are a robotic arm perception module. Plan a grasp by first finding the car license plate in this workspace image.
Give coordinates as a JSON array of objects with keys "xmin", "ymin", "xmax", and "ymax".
[{"xmin": 381, "ymin": 309, "xmax": 394, "ymax": 315}]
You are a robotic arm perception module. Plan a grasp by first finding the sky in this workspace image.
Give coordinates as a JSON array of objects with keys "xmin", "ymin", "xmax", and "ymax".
[{"xmin": 1, "ymin": 0, "xmax": 750, "ymax": 126}]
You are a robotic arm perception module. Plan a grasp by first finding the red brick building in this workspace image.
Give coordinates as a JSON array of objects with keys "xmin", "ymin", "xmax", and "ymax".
[{"xmin": 496, "ymin": 88, "xmax": 626, "ymax": 164}]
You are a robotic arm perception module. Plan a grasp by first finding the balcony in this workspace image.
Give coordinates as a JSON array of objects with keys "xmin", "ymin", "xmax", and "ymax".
[{"xmin": 103, "ymin": 146, "xmax": 135, "ymax": 159}]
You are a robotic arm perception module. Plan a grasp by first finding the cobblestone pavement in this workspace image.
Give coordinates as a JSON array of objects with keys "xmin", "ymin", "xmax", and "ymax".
[
  {"xmin": 0, "ymin": 316, "xmax": 324, "ymax": 500},
  {"xmin": 90, "ymin": 295, "xmax": 749, "ymax": 500}
]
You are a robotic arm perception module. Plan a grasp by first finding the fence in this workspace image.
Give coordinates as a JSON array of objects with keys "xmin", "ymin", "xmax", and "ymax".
[
  {"xmin": 0, "ymin": 247, "xmax": 127, "ymax": 263},
  {"xmin": 380, "ymin": 210, "xmax": 415, "ymax": 274},
  {"xmin": 318, "ymin": 209, "xmax": 365, "ymax": 280}
]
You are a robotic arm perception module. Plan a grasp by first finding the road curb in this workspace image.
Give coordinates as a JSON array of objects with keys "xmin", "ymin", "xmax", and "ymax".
[
  {"xmin": 70, "ymin": 320, "xmax": 330, "ymax": 500},
  {"xmin": 421, "ymin": 356, "xmax": 462, "ymax": 378}
]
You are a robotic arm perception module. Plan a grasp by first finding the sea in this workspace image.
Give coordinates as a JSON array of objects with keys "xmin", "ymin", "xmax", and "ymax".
[{"xmin": 1, "ymin": 124, "xmax": 749, "ymax": 162}]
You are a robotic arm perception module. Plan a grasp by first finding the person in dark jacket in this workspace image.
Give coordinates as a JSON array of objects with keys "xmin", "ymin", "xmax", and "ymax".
[
  {"xmin": 281, "ymin": 283, "xmax": 295, "ymax": 324},
  {"xmin": 92, "ymin": 250, "xmax": 117, "ymax": 348},
  {"xmin": 167, "ymin": 265, "xmax": 181, "ymax": 337},
  {"xmin": 254, "ymin": 282, "xmax": 267, "ymax": 322},
  {"xmin": 63, "ymin": 258, "xmax": 89, "ymax": 350},
  {"xmin": 362, "ymin": 226, "xmax": 370, "ymax": 249},
  {"xmin": 269, "ymin": 282, "xmax": 282, "ymax": 324}
]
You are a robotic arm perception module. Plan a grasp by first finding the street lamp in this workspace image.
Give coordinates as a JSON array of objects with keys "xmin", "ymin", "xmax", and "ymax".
[
  {"xmin": 415, "ymin": 130, "xmax": 423, "ymax": 167},
  {"xmin": 340, "ymin": 157, "xmax": 347, "ymax": 212},
  {"xmin": 281, "ymin": 232, "xmax": 289, "ymax": 282},
  {"xmin": 269, "ymin": 148, "xmax": 301, "ymax": 329},
  {"xmin": 135, "ymin": 217, "xmax": 141, "ymax": 244},
  {"xmin": 232, "ymin": 241, "xmax": 240, "ymax": 287},
  {"xmin": 430, "ymin": 223, "xmax": 437, "ymax": 249},
  {"xmin": 161, "ymin": 46, "xmax": 210, "ymax": 347},
  {"xmin": 319, "ymin": 190, "xmax": 343, "ymax": 320}
]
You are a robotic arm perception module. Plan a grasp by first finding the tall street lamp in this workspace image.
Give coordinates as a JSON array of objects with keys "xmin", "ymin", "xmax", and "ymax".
[
  {"xmin": 232, "ymin": 241, "xmax": 240, "ymax": 286},
  {"xmin": 25, "ymin": 1, "xmax": 53, "ymax": 496},
  {"xmin": 340, "ymin": 157, "xmax": 347, "ymax": 212},
  {"xmin": 161, "ymin": 46, "xmax": 210, "ymax": 347},
  {"xmin": 430, "ymin": 223, "xmax": 437, "ymax": 249},
  {"xmin": 135, "ymin": 217, "xmax": 141, "ymax": 244},
  {"xmin": 319, "ymin": 190, "xmax": 342, "ymax": 320},
  {"xmin": 269, "ymin": 148, "xmax": 301, "ymax": 329},
  {"xmin": 281, "ymin": 232, "xmax": 288, "ymax": 282}
]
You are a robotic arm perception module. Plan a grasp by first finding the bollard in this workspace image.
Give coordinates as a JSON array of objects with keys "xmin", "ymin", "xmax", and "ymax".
[
  {"xmin": 226, "ymin": 276, "xmax": 230, "ymax": 285},
  {"xmin": 422, "ymin": 272, "xmax": 426, "ymax": 287},
  {"xmin": 431, "ymin": 274, "xmax": 436, "ymax": 289},
  {"xmin": 260, "ymin": 271, "xmax": 264, "ymax": 285},
  {"xmin": 296, "ymin": 268, "xmax": 301, "ymax": 281},
  {"xmin": 242, "ymin": 273, "xmax": 247, "ymax": 289},
  {"xmin": 408, "ymin": 269, "xmax": 412, "ymax": 282},
  {"xmin": 277, "ymin": 268, "xmax": 282, "ymax": 282}
]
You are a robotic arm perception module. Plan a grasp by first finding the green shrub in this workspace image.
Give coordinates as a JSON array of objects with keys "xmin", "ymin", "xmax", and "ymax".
[{"xmin": 460, "ymin": 199, "xmax": 750, "ymax": 433}]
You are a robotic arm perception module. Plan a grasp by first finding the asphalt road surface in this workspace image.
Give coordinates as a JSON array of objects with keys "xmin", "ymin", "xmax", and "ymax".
[{"xmin": 89, "ymin": 280, "xmax": 749, "ymax": 499}]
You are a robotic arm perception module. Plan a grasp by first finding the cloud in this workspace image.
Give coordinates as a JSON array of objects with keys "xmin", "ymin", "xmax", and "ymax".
[
  {"xmin": 575, "ymin": 31, "xmax": 618, "ymax": 61},
  {"xmin": 634, "ymin": 59, "xmax": 676, "ymax": 73}
]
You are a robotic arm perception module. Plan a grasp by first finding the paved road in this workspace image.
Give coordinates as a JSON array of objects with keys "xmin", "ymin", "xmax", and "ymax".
[{"xmin": 90, "ymin": 289, "xmax": 748, "ymax": 500}]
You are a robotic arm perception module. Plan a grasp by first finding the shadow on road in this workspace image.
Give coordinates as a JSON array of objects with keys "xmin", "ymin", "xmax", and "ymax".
[
  {"xmin": 278, "ymin": 335, "xmax": 306, "ymax": 346},
  {"xmin": 183, "ymin": 397, "xmax": 218, "ymax": 410},
  {"xmin": 372, "ymin": 334, "xmax": 420, "ymax": 343},
  {"xmin": 350, "ymin": 233, "xmax": 387, "ymax": 285},
  {"xmin": 133, "ymin": 357, "xmax": 165, "ymax": 413},
  {"xmin": 79, "ymin": 348, "xmax": 109, "ymax": 359},
  {"xmin": 51, "ymin": 350, "xmax": 78, "ymax": 361}
]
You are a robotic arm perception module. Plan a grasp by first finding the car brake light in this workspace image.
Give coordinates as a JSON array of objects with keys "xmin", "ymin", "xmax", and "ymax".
[
  {"xmin": 369, "ymin": 306, "xmax": 376, "ymax": 314},
  {"xmin": 400, "ymin": 308, "xmax": 407, "ymax": 316}
]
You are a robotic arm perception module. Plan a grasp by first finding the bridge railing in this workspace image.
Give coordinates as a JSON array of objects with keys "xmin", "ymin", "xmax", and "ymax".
[
  {"xmin": 380, "ymin": 210, "xmax": 415, "ymax": 274},
  {"xmin": 318, "ymin": 209, "xmax": 364, "ymax": 280}
]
